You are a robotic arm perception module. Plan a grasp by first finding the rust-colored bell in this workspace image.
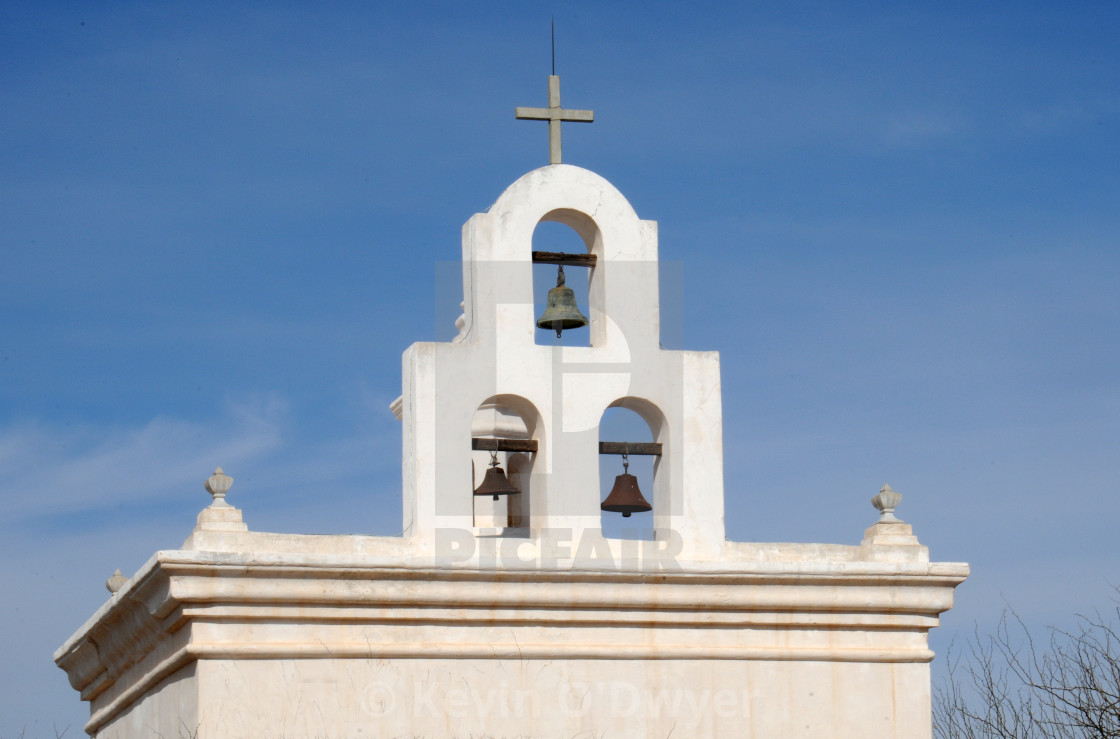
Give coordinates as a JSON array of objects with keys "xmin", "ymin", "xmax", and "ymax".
[
  {"xmin": 536, "ymin": 265, "xmax": 589, "ymax": 338},
  {"xmin": 600, "ymin": 454, "xmax": 651, "ymax": 517},
  {"xmin": 474, "ymin": 452, "xmax": 520, "ymax": 501}
]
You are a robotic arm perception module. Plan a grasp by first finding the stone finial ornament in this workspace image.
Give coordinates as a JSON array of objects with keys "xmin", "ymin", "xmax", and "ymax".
[
  {"xmin": 205, "ymin": 467, "xmax": 233, "ymax": 507},
  {"xmin": 871, "ymin": 484, "xmax": 903, "ymax": 523},
  {"xmin": 105, "ymin": 569, "xmax": 128, "ymax": 594},
  {"xmin": 192, "ymin": 466, "xmax": 248, "ymax": 534}
]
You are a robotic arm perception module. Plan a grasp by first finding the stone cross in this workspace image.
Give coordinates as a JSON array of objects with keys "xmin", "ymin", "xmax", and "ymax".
[{"xmin": 515, "ymin": 75, "xmax": 594, "ymax": 165}]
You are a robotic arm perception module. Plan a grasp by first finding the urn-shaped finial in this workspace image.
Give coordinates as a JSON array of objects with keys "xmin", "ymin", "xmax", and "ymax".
[
  {"xmin": 871, "ymin": 483, "xmax": 903, "ymax": 523},
  {"xmin": 105, "ymin": 568, "xmax": 128, "ymax": 594},
  {"xmin": 205, "ymin": 466, "xmax": 234, "ymax": 507}
]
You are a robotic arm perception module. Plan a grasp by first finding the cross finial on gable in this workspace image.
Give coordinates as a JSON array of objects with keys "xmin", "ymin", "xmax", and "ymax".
[{"xmin": 515, "ymin": 75, "xmax": 594, "ymax": 165}]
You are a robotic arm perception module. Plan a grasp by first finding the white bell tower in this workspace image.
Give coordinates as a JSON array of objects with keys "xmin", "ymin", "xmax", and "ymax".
[{"xmin": 399, "ymin": 163, "xmax": 726, "ymax": 562}]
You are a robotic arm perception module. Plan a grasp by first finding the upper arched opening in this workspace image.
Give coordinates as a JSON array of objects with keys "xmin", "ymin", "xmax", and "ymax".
[
  {"xmin": 482, "ymin": 165, "xmax": 645, "ymax": 266},
  {"xmin": 533, "ymin": 219, "xmax": 595, "ymax": 347},
  {"xmin": 539, "ymin": 208, "xmax": 602, "ymax": 254}
]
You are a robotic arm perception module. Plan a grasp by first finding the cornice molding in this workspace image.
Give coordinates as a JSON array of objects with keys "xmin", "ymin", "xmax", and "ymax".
[{"xmin": 57, "ymin": 548, "xmax": 967, "ymax": 735}]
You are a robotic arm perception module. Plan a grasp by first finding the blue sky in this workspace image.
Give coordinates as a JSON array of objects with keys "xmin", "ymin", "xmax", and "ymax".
[{"xmin": 2, "ymin": 1, "xmax": 1118, "ymax": 735}]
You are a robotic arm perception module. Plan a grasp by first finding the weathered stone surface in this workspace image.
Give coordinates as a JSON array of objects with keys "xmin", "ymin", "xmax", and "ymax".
[{"xmin": 56, "ymin": 539, "xmax": 965, "ymax": 737}]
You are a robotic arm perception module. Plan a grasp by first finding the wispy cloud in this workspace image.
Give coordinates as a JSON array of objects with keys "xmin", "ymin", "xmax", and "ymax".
[
  {"xmin": 1017, "ymin": 101, "xmax": 1100, "ymax": 134},
  {"xmin": 881, "ymin": 110, "xmax": 968, "ymax": 149},
  {"xmin": 1, "ymin": 394, "xmax": 288, "ymax": 520}
]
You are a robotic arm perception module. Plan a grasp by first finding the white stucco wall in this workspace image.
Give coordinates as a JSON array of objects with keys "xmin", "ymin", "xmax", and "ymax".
[
  {"xmin": 196, "ymin": 658, "xmax": 932, "ymax": 739},
  {"xmin": 402, "ymin": 165, "xmax": 725, "ymax": 560}
]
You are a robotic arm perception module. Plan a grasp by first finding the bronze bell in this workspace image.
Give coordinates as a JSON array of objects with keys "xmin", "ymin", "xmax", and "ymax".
[
  {"xmin": 536, "ymin": 265, "xmax": 589, "ymax": 338},
  {"xmin": 600, "ymin": 454, "xmax": 652, "ymax": 517},
  {"xmin": 474, "ymin": 452, "xmax": 520, "ymax": 501}
]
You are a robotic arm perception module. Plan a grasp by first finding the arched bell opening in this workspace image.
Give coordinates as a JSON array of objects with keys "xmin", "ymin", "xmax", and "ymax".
[
  {"xmin": 470, "ymin": 394, "xmax": 542, "ymax": 532},
  {"xmin": 598, "ymin": 404, "xmax": 661, "ymax": 541},
  {"xmin": 531, "ymin": 214, "xmax": 600, "ymax": 348}
]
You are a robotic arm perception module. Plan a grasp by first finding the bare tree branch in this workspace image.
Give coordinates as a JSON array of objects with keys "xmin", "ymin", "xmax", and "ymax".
[{"xmin": 935, "ymin": 589, "xmax": 1120, "ymax": 738}]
